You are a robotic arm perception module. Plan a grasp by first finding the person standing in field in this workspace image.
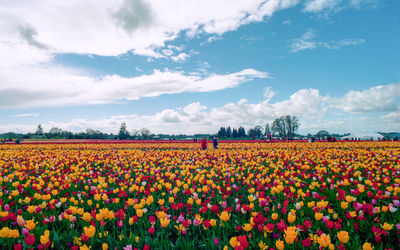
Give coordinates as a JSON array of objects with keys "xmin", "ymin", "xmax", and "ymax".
[
  {"xmin": 201, "ymin": 137, "xmax": 207, "ymax": 150},
  {"xmin": 213, "ymin": 136, "xmax": 218, "ymax": 149}
]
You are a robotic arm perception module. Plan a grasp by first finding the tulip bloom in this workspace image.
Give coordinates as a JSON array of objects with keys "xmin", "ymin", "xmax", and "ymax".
[
  {"xmin": 214, "ymin": 237, "xmax": 219, "ymax": 245},
  {"xmin": 318, "ymin": 234, "xmax": 331, "ymax": 248},
  {"xmin": 362, "ymin": 242, "xmax": 374, "ymax": 250},
  {"xmin": 381, "ymin": 222, "xmax": 393, "ymax": 231},
  {"xmin": 284, "ymin": 227, "xmax": 298, "ymax": 244},
  {"xmin": 25, "ymin": 234, "xmax": 35, "ymax": 246},
  {"xmin": 287, "ymin": 213, "xmax": 296, "ymax": 223},
  {"xmin": 218, "ymin": 211, "xmax": 231, "ymax": 222},
  {"xmin": 25, "ymin": 220, "xmax": 37, "ymax": 231},
  {"xmin": 160, "ymin": 217, "xmax": 170, "ymax": 228},
  {"xmin": 337, "ymin": 231, "xmax": 349, "ymax": 244},
  {"xmin": 16, "ymin": 216, "xmax": 26, "ymax": 227},
  {"xmin": 275, "ymin": 239, "xmax": 284, "ymax": 250}
]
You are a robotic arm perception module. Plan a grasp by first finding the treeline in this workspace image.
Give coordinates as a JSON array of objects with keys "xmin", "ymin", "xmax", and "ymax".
[
  {"xmin": 0, "ymin": 123, "xmax": 215, "ymax": 140},
  {"xmin": 0, "ymin": 124, "xmax": 153, "ymax": 140},
  {"xmin": 216, "ymin": 115, "xmax": 301, "ymax": 139},
  {"xmin": 217, "ymin": 126, "xmax": 246, "ymax": 138}
]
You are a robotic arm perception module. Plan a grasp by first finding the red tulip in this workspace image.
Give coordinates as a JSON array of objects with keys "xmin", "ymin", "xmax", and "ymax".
[
  {"xmin": 302, "ymin": 238, "xmax": 312, "ymax": 247},
  {"xmin": 25, "ymin": 234, "xmax": 35, "ymax": 246},
  {"xmin": 81, "ymin": 234, "xmax": 89, "ymax": 243},
  {"xmin": 13, "ymin": 243, "xmax": 23, "ymax": 250},
  {"xmin": 148, "ymin": 216, "xmax": 156, "ymax": 225},
  {"xmin": 303, "ymin": 220, "xmax": 312, "ymax": 229},
  {"xmin": 237, "ymin": 236, "xmax": 248, "ymax": 249},
  {"xmin": 334, "ymin": 221, "xmax": 342, "ymax": 230}
]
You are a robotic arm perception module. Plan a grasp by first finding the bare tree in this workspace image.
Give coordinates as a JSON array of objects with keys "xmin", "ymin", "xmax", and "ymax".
[
  {"xmin": 35, "ymin": 124, "xmax": 44, "ymax": 135},
  {"xmin": 272, "ymin": 115, "xmax": 299, "ymax": 139}
]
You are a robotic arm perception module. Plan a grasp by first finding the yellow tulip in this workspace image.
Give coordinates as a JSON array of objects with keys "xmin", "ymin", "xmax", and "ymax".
[{"xmin": 337, "ymin": 231, "xmax": 349, "ymax": 244}]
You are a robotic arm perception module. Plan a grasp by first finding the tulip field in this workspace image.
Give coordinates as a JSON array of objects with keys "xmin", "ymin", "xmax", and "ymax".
[{"xmin": 0, "ymin": 141, "xmax": 400, "ymax": 250}]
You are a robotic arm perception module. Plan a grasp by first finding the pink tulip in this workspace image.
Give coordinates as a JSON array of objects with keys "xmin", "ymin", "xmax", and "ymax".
[
  {"xmin": 49, "ymin": 215, "xmax": 55, "ymax": 222},
  {"xmin": 22, "ymin": 228, "xmax": 29, "ymax": 236},
  {"xmin": 213, "ymin": 237, "xmax": 219, "ymax": 245},
  {"xmin": 193, "ymin": 218, "xmax": 201, "ymax": 226},
  {"xmin": 17, "ymin": 216, "xmax": 26, "ymax": 227},
  {"xmin": 178, "ymin": 215, "xmax": 185, "ymax": 223}
]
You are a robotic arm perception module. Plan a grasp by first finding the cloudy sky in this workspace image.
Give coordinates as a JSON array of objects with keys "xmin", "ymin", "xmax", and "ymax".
[{"xmin": 0, "ymin": 0, "xmax": 399, "ymax": 135}]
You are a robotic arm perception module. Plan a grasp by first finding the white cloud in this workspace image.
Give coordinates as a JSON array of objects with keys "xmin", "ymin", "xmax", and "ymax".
[
  {"xmin": 303, "ymin": 0, "xmax": 377, "ymax": 16},
  {"xmin": 0, "ymin": 67, "xmax": 269, "ymax": 108},
  {"xmin": 334, "ymin": 83, "xmax": 400, "ymax": 112},
  {"xmin": 0, "ymin": 0, "xmax": 301, "ymax": 60},
  {"xmin": 283, "ymin": 20, "xmax": 291, "ymax": 25},
  {"xmin": 1, "ymin": 83, "xmax": 399, "ymax": 135},
  {"xmin": 304, "ymin": 0, "xmax": 341, "ymax": 12},
  {"xmin": 320, "ymin": 38, "xmax": 365, "ymax": 49},
  {"xmin": 291, "ymin": 29, "xmax": 364, "ymax": 52},
  {"xmin": 381, "ymin": 109, "xmax": 400, "ymax": 124},
  {"xmin": 204, "ymin": 36, "xmax": 223, "ymax": 44},
  {"xmin": 171, "ymin": 53, "xmax": 189, "ymax": 62},
  {"xmin": 263, "ymin": 87, "xmax": 276, "ymax": 101},
  {"xmin": 291, "ymin": 30, "xmax": 317, "ymax": 52},
  {"xmin": 12, "ymin": 113, "xmax": 40, "ymax": 118}
]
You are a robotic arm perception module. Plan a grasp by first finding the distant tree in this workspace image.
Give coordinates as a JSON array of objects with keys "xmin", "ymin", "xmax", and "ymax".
[
  {"xmin": 272, "ymin": 118, "xmax": 286, "ymax": 138},
  {"xmin": 238, "ymin": 127, "xmax": 246, "ymax": 137},
  {"xmin": 217, "ymin": 127, "xmax": 227, "ymax": 138},
  {"xmin": 131, "ymin": 129, "xmax": 139, "ymax": 139},
  {"xmin": 118, "ymin": 122, "xmax": 130, "ymax": 140},
  {"xmin": 48, "ymin": 127, "xmax": 62, "ymax": 135},
  {"xmin": 50, "ymin": 127, "xmax": 62, "ymax": 134},
  {"xmin": 255, "ymin": 125, "xmax": 263, "ymax": 137},
  {"xmin": 138, "ymin": 128, "xmax": 150, "ymax": 139},
  {"xmin": 226, "ymin": 126, "xmax": 232, "ymax": 138},
  {"xmin": 232, "ymin": 128, "xmax": 238, "ymax": 138},
  {"xmin": 315, "ymin": 130, "xmax": 330, "ymax": 139},
  {"xmin": 265, "ymin": 123, "xmax": 270, "ymax": 135},
  {"xmin": 272, "ymin": 115, "xmax": 300, "ymax": 139},
  {"xmin": 46, "ymin": 127, "xmax": 63, "ymax": 138},
  {"xmin": 285, "ymin": 115, "xmax": 299, "ymax": 139},
  {"xmin": 248, "ymin": 125, "xmax": 263, "ymax": 138},
  {"xmin": 35, "ymin": 124, "xmax": 44, "ymax": 135}
]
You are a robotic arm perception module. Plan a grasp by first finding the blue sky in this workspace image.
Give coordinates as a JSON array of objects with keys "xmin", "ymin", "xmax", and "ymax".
[{"xmin": 0, "ymin": 0, "xmax": 399, "ymax": 135}]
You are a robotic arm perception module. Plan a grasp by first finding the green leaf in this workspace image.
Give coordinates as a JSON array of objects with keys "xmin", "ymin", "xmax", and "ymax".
[{"xmin": 53, "ymin": 230, "xmax": 61, "ymax": 249}]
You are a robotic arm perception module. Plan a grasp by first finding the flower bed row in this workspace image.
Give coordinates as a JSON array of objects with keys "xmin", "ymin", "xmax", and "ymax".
[{"xmin": 0, "ymin": 142, "xmax": 399, "ymax": 249}]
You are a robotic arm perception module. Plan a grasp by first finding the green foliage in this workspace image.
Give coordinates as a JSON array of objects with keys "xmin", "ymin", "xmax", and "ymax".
[{"xmin": 272, "ymin": 115, "xmax": 299, "ymax": 139}]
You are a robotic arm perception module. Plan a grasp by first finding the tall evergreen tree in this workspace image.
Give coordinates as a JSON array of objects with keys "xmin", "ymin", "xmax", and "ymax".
[
  {"xmin": 232, "ymin": 128, "xmax": 238, "ymax": 138},
  {"xmin": 35, "ymin": 124, "xmax": 44, "ymax": 135},
  {"xmin": 265, "ymin": 123, "xmax": 270, "ymax": 135},
  {"xmin": 226, "ymin": 126, "xmax": 232, "ymax": 138},
  {"xmin": 118, "ymin": 122, "xmax": 130, "ymax": 139},
  {"xmin": 238, "ymin": 127, "xmax": 246, "ymax": 137},
  {"xmin": 217, "ymin": 127, "xmax": 227, "ymax": 137}
]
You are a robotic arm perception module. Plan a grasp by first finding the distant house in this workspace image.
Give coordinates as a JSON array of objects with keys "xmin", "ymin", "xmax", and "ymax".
[{"xmin": 341, "ymin": 133, "xmax": 384, "ymax": 141}]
